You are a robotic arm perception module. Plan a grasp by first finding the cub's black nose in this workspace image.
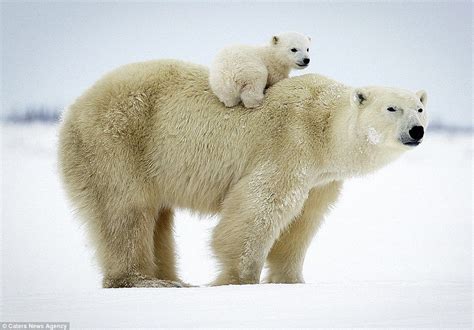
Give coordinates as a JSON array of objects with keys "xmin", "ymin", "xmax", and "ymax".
[
  {"xmin": 409, "ymin": 125, "xmax": 424, "ymax": 141},
  {"xmin": 303, "ymin": 58, "xmax": 310, "ymax": 65}
]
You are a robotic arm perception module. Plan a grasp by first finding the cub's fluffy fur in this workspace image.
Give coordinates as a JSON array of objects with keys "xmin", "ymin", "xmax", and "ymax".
[
  {"xmin": 58, "ymin": 60, "xmax": 427, "ymax": 288},
  {"xmin": 209, "ymin": 32, "xmax": 311, "ymax": 108}
]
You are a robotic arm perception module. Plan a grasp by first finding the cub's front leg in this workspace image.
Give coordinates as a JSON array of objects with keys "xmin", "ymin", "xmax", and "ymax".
[
  {"xmin": 265, "ymin": 181, "xmax": 342, "ymax": 283},
  {"xmin": 211, "ymin": 170, "xmax": 308, "ymax": 285}
]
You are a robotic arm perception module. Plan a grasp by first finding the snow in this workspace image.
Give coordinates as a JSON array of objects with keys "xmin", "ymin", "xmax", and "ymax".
[
  {"xmin": 1, "ymin": 124, "xmax": 472, "ymax": 327},
  {"xmin": 367, "ymin": 126, "xmax": 381, "ymax": 145}
]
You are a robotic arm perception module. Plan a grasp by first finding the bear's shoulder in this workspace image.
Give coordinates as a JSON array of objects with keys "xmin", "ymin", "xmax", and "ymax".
[{"xmin": 266, "ymin": 74, "xmax": 349, "ymax": 104}]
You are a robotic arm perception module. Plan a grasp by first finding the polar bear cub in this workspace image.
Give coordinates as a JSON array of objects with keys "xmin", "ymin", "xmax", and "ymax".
[{"xmin": 209, "ymin": 32, "xmax": 311, "ymax": 108}]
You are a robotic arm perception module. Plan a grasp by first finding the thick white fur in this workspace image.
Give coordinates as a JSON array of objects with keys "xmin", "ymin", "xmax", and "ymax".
[
  {"xmin": 58, "ymin": 60, "xmax": 427, "ymax": 288},
  {"xmin": 209, "ymin": 32, "xmax": 311, "ymax": 108}
]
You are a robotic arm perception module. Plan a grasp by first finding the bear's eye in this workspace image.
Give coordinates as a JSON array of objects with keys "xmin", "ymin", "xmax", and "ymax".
[
  {"xmin": 387, "ymin": 107, "xmax": 397, "ymax": 112},
  {"xmin": 307, "ymin": 48, "xmax": 309, "ymax": 52},
  {"xmin": 418, "ymin": 108, "xmax": 423, "ymax": 113},
  {"xmin": 291, "ymin": 48, "xmax": 298, "ymax": 52}
]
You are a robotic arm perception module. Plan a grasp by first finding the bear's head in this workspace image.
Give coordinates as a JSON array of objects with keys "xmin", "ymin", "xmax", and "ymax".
[
  {"xmin": 350, "ymin": 87, "xmax": 428, "ymax": 150},
  {"xmin": 271, "ymin": 32, "xmax": 311, "ymax": 70}
]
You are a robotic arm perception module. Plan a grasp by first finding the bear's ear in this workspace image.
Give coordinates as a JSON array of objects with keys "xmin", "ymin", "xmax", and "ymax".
[
  {"xmin": 307, "ymin": 36, "xmax": 311, "ymax": 42},
  {"xmin": 272, "ymin": 36, "xmax": 279, "ymax": 45},
  {"xmin": 416, "ymin": 90, "xmax": 427, "ymax": 106},
  {"xmin": 351, "ymin": 88, "xmax": 371, "ymax": 108}
]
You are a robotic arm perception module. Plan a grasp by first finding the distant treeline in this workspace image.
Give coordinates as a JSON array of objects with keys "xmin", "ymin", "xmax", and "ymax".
[
  {"xmin": 2, "ymin": 106, "xmax": 473, "ymax": 134},
  {"xmin": 427, "ymin": 122, "xmax": 473, "ymax": 134},
  {"xmin": 4, "ymin": 106, "xmax": 62, "ymax": 123}
]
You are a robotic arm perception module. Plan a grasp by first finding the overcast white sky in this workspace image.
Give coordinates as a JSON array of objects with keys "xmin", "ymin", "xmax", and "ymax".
[{"xmin": 1, "ymin": 1, "xmax": 472, "ymax": 126}]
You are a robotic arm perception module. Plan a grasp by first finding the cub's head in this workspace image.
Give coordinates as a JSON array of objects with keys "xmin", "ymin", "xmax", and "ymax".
[
  {"xmin": 270, "ymin": 32, "xmax": 311, "ymax": 70},
  {"xmin": 350, "ymin": 87, "xmax": 428, "ymax": 150}
]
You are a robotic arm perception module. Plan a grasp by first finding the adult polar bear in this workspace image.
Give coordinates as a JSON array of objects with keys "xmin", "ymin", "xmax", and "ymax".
[{"xmin": 58, "ymin": 60, "xmax": 427, "ymax": 288}]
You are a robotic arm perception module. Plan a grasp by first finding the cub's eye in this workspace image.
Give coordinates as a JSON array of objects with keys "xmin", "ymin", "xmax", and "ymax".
[
  {"xmin": 291, "ymin": 48, "xmax": 297, "ymax": 52},
  {"xmin": 387, "ymin": 107, "xmax": 397, "ymax": 112},
  {"xmin": 307, "ymin": 48, "xmax": 309, "ymax": 52},
  {"xmin": 418, "ymin": 108, "xmax": 423, "ymax": 113}
]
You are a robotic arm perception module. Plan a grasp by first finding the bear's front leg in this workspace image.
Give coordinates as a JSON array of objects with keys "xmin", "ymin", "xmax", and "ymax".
[
  {"xmin": 265, "ymin": 181, "xmax": 342, "ymax": 284},
  {"xmin": 211, "ymin": 171, "xmax": 307, "ymax": 285}
]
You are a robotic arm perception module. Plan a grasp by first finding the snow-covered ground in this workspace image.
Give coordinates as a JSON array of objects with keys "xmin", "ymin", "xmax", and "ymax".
[{"xmin": 1, "ymin": 124, "xmax": 472, "ymax": 328}]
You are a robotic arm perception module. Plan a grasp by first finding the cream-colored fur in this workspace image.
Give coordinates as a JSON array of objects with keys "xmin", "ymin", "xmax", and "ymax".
[
  {"xmin": 209, "ymin": 32, "xmax": 311, "ymax": 108},
  {"xmin": 58, "ymin": 60, "xmax": 427, "ymax": 288}
]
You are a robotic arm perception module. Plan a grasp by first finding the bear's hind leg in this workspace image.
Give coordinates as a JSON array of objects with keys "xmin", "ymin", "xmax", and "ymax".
[
  {"xmin": 96, "ymin": 207, "xmax": 183, "ymax": 288},
  {"xmin": 220, "ymin": 94, "xmax": 241, "ymax": 108},
  {"xmin": 153, "ymin": 208, "xmax": 189, "ymax": 286},
  {"xmin": 211, "ymin": 79, "xmax": 241, "ymax": 107},
  {"xmin": 240, "ymin": 79, "xmax": 266, "ymax": 108}
]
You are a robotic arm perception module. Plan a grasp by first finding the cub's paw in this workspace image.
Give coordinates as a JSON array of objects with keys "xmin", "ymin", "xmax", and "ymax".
[
  {"xmin": 242, "ymin": 98, "xmax": 263, "ymax": 109},
  {"xmin": 222, "ymin": 98, "xmax": 241, "ymax": 108}
]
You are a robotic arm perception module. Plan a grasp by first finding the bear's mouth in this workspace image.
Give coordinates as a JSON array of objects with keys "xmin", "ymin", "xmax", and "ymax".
[
  {"xmin": 400, "ymin": 134, "xmax": 422, "ymax": 147},
  {"xmin": 297, "ymin": 63, "xmax": 308, "ymax": 68},
  {"xmin": 402, "ymin": 141, "xmax": 421, "ymax": 147}
]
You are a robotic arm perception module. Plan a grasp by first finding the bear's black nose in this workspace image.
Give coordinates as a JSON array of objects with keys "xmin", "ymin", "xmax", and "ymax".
[
  {"xmin": 303, "ymin": 58, "xmax": 310, "ymax": 64},
  {"xmin": 409, "ymin": 125, "xmax": 424, "ymax": 141}
]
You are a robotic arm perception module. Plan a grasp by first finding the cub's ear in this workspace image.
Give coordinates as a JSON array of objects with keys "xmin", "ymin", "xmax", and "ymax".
[
  {"xmin": 416, "ymin": 90, "xmax": 427, "ymax": 106},
  {"xmin": 307, "ymin": 36, "xmax": 312, "ymax": 42},
  {"xmin": 351, "ymin": 88, "xmax": 371, "ymax": 108},
  {"xmin": 272, "ymin": 36, "xmax": 279, "ymax": 45}
]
